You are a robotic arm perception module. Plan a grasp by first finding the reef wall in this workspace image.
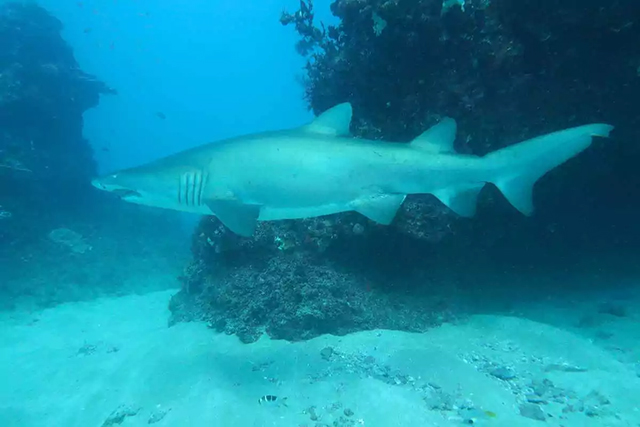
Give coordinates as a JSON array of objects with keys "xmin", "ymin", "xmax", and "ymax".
[
  {"xmin": 0, "ymin": 2, "xmax": 114, "ymax": 249},
  {"xmin": 171, "ymin": 0, "xmax": 640, "ymax": 342}
]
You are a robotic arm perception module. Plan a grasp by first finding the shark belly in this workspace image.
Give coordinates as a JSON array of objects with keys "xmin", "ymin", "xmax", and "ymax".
[
  {"xmin": 211, "ymin": 135, "xmax": 479, "ymax": 225},
  {"xmin": 208, "ymin": 135, "xmax": 396, "ymax": 218},
  {"xmin": 258, "ymin": 202, "xmax": 354, "ymax": 221}
]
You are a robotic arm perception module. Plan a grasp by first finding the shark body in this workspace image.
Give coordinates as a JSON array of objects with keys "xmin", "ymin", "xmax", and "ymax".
[{"xmin": 92, "ymin": 103, "xmax": 613, "ymax": 236}]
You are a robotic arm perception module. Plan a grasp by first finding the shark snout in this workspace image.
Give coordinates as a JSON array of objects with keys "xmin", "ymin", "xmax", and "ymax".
[
  {"xmin": 91, "ymin": 178, "xmax": 107, "ymax": 191},
  {"xmin": 91, "ymin": 177, "xmax": 141, "ymax": 200}
]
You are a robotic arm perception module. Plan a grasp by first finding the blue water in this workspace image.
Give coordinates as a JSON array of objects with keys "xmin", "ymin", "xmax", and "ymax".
[{"xmin": 38, "ymin": 0, "xmax": 326, "ymax": 173}]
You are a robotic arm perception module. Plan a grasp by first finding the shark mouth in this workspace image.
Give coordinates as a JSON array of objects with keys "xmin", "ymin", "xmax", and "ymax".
[{"xmin": 111, "ymin": 188, "xmax": 142, "ymax": 199}]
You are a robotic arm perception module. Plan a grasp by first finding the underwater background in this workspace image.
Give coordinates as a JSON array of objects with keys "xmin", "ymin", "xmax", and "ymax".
[{"xmin": 1, "ymin": 0, "xmax": 639, "ymax": 426}]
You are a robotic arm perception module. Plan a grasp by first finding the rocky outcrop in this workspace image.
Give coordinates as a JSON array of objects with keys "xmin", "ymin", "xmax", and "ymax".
[
  {"xmin": 0, "ymin": 2, "xmax": 114, "ymax": 249},
  {"xmin": 171, "ymin": 0, "xmax": 640, "ymax": 342}
]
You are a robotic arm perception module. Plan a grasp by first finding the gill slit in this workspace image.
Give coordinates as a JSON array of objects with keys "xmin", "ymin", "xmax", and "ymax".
[
  {"xmin": 189, "ymin": 173, "xmax": 196, "ymax": 206},
  {"xmin": 186, "ymin": 173, "xmax": 193, "ymax": 206},
  {"xmin": 196, "ymin": 172, "xmax": 204, "ymax": 206},
  {"xmin": 178, "ymin": 171, "xmax": 207, "ymax": 207}
]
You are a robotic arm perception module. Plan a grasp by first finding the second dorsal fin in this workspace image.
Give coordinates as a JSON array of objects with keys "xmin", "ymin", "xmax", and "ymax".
[{"xmin": 411, "ymin": 117, "xmax": 457, "ymax": 153}]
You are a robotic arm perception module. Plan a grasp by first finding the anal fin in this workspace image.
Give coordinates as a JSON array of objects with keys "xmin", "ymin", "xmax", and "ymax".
[
  {"xmin": 205, "ymin": 200, "xmax": 260, "ymax": 237},
  {"xmin": 433, "ymin": 184, "xmax": 485, "ymax": 217},
  {"xmin": 494, "ymin": 175, "xmax": 535, "ymax": 215},
  {"xmin": 352, "ymin": 194, "xmax": 406, "ymax": 225}
]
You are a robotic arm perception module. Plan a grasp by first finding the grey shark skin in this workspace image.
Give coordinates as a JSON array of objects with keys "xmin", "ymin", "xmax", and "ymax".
[{"xmin": 92, "ymin": 103, "xmax": 613, "ymax": 236}]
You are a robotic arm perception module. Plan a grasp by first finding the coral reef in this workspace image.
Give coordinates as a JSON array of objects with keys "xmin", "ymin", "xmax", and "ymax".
[
  {"xmin": 169, "ymin": 215, "xmax": 458, "ymax": 343},
  {"xmin": 283, "ymin": 0, "xmax": 640, "ymax": 145},
  {"xmin": 172, "ymin": 0, "xmax": 640, "ymax": 342},
  {"xmin": 0, "ymin": 3, "xmax": 199, "ymax": 312}
]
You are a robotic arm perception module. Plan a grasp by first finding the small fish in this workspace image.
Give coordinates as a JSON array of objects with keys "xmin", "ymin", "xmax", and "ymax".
[
  {"xmin": 83, "ymin": 27, "xmax": 92, "ymax": 34},
  {"xmin": 156, "ymin": 111, "xmax": 166, "ymax": 120},
  {"xmin": 258, "ymin": 395, "xmax": 287, "ymax": 407},
  {"xmin": 460, "ymin": 408, "xmax": 497, "ymax": 424}
]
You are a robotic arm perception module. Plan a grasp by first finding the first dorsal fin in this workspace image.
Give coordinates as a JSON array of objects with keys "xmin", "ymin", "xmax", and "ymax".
[
  {"xmin": 411, "ymin": 117, "xmax": 457, "ymax": 153},
  {"xmin": 302, "ymin": 103, "xmax": 352, "ymax": 137}
]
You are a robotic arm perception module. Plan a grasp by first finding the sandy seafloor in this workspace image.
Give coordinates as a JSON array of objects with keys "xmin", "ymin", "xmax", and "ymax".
[{"xmin": 1, "ymin": 287, "xmax": 639, "ymax": 427}]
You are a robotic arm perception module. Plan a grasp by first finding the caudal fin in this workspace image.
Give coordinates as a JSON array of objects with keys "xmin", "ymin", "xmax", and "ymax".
[{"xmin": 485, "ymin": 124, "xmax": 614, "ymax": 215}]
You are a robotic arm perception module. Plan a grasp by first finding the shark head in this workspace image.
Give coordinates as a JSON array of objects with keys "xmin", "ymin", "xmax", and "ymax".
[
  {"xmin": 92, "ymin": 169, "xmax": 161, "ymax": 206},
  {"xmin": 92, "ymin": 172, "xmax": 144, "ymax": 203},
  {"xmin": 91, "ymin": 162, "xmax": 211, "ymax": 214}
]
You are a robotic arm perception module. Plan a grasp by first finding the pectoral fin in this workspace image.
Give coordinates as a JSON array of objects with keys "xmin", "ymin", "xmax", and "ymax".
[{"xmin": 205, "ymin": 200, "xmax": 260, "ymax": 237}]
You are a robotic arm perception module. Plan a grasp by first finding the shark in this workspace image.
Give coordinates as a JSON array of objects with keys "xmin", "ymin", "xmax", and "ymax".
[{"xmin": 92, "ymin": 103, "xmax": 613, "ymax": 236}]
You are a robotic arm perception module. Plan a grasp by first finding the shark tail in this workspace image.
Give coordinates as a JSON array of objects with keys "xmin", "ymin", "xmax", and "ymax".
[{"xmin": 484, "ymin": 123, "xmax": 614, "ymax": 215}]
